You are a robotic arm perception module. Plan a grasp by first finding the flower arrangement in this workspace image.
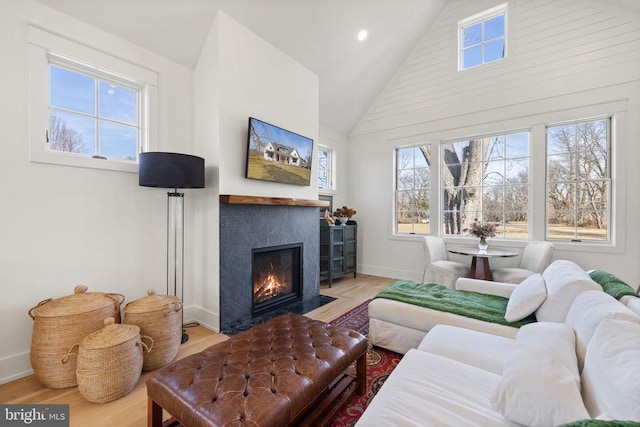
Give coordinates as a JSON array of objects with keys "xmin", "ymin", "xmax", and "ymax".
[
  {"xmin": 333, "ymin": 206, "xmax": 357, "ymax": 219},
  {"xmin": 463, "ymin": 218, "xmax": 496, "ymax": 245}
]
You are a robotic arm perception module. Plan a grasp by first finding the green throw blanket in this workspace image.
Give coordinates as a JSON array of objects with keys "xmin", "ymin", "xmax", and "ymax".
[
  {"xmin": 589, "ymin": 270, "xmax": 639, "ymax": 300},
  {"xmin": 560, "ymin": 420, "xmax": 640, "ymax": 427},
  {"xmin": 374, "ymin": 281, "xmax": 535, "ymax": 328}
]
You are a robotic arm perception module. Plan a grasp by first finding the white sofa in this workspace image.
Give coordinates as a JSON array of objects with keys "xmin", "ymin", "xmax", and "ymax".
[
  {"xmin": 358, "ymin": 268, "xmax": 640, "ymax": 426},
  {"xmin": 368, "ymin": 260, "xmax": 640, "ymax": 354}
]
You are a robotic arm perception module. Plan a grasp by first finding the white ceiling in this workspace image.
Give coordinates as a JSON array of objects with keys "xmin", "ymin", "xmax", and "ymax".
[
  {"xmin": 32, "ymin": 0, "xmax": 447, "ymax": 136},
  {"xmin": 32, "ymin": 0, "xmax": 639, "ymax": 136}
]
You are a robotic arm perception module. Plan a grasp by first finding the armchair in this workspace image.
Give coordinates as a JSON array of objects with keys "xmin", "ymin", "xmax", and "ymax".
[
  {"xmin": 491, "ymin": 241, "xmax": 554, "ymax": 284},
  {"xmin": 422, "ymin": 236, "xmax": 469, "ymax": 288}
]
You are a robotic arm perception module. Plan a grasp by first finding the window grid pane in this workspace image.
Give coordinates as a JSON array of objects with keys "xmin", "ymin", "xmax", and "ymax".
[
  {"xmin": 441, "ymin": 132, "xmax": 530, "ymax": 239},
  {"xmin": 48, "ymin": 62, "xmax": 140, "ymax": 161},
  {"xmin": 460, "ymin": 8, "xmax": 506, "ymax": 70},
  {"xmin": 396, "ymin": 145, "xmax": 431, "ymax": 235},
  {"xmin": 546, "ymin": 118, "xmax": 611, "ymax": 242}
]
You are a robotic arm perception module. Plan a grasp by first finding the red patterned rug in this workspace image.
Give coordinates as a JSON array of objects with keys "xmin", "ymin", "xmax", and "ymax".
[
  {"xmin": 327, "ymin": 300, "xmax": 402, "ymax": 426},
  {"xmin": 162, "ymin": 299, "xmax": 401, "ymax": 427}
]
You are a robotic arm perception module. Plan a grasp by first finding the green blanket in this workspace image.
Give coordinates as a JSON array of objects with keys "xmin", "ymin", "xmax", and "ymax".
[
  {"xmin": 589, "ymin": 270, "xmax": 639, "ymax": 300},
  {"xmin": 374, "ymin": 281, "xmax": 535, "ymax": 328}
]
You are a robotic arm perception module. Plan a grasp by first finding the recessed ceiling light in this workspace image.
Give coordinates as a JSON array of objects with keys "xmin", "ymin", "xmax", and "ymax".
[{"xmin": 357, "ymin": 30, "xmax": 368, "ymax": 42}]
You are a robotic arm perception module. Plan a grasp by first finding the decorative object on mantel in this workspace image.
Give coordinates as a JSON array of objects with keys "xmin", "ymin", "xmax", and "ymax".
[
  {"xmin": 139, "ymin": 152, "xmax": 205, "ymax": 344},
  {"xmin": 463, "ymin": 218, "xmax": 497, "ymax": 250},
  {"xmin": 333, "ymin": 206, "xmax": 357, "ymax": 226},
  {"xmin": 324, "ymin": 209, "xmax": 336, "ymax": 226}
]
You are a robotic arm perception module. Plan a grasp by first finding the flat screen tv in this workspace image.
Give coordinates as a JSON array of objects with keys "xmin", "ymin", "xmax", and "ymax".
[{"xmin": 245, "ymin": 117, "xmax": 314, "ymax": 186}]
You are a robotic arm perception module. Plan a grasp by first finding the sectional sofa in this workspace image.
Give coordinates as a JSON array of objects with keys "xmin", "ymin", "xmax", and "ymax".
[{"xmin": 359, "ymin": 260, "xmax": 640, "ymax": 426}]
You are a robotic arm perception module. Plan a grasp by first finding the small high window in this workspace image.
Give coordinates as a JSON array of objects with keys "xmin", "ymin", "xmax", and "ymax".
[
  {"xmin": 48, "ymin": 60, "xmax": 141, "ymax": 161},
  {"xmin": 459, "ymin": 4, "xmax": 507, "ymax": 70}
]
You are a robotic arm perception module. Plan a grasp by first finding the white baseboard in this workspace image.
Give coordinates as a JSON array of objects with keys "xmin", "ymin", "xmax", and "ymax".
[
  {"xmin": 0, "ymin": 351, "xmax": 33, "ymax": 385},
  {"xmin": 358, "ymin": 264, "xmax": 422, "ymax": 283},
  {"xmin": 184, "ymin": 304, "xmax": 220, "ymax": 333}
]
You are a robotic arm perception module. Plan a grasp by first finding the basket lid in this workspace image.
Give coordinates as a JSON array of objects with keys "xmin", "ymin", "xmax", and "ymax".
[
  {"xmin": 123, "ymin": 289, "xmax": 181, "ymax": 314},
  {"xmin": 80, "ymin": 318, "xmax": 140, "ymax": 349},
  {"xmin": 30, "ymin": 285, "xmax": 121, "ymax": 318}
]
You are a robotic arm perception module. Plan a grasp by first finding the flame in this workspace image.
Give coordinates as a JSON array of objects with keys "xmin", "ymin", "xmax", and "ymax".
[{"xmin": 254, "ymin": 262, "xmax": 290, "ymax": 304}]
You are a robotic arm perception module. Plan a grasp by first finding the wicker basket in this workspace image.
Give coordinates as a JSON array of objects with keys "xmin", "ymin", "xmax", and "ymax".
[
  {"xmin": 28, "ymin": 285, "xmax": 125, "ymax": 389},
  {"xmin": 123, "ymin": 289, "xmax": 182, "ymax": 371},
  {"xmin": 76, "ymin": 317, "xmax": 152, "ymax": 403}
]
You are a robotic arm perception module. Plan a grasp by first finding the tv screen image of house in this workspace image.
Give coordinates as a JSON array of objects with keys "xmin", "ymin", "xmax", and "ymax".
[{"xmin": 246, "ymin": 117, "xmax": 314, "ymax": 186}]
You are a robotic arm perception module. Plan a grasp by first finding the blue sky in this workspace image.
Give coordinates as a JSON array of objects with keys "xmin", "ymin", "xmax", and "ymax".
[
  {"xmin": 250, "ymin": 118, "xmax": 313, "ymax": 160},
  {"xmin": 49, "ymin": 64, "xmax": 138, "ymax": 159}
]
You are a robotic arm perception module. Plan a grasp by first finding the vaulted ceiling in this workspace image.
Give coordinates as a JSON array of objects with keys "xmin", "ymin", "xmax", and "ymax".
[{"xmin": 34, "ymin": 0, "xmax": 640, "ymax": 136}]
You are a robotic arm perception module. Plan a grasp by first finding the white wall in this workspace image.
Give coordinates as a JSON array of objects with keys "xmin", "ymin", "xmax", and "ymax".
[
  {"xmin": 349, "ymin": 0, "xmax": 640, "ymax": 285},
  {"xmin": 193, "ymin": 12, "xmax": 319, "ymax": 331},
  {"xmin": 0, "ymin": 0, "xmax": 194, "ymax": 384}
]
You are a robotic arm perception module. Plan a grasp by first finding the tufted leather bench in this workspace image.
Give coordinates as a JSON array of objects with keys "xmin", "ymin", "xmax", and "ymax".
[{"xmin": 146, "ymin": 313, "xmax": 368, "ymax": 427}]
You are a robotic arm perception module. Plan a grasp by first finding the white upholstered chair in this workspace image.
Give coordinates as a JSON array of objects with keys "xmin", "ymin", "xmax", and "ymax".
[
  {"xmin": 422, "ymin": 236, "xmax": 469, "ymax": 288},
  {"xmin": 491, "ymin": 241, "xmax": 555, "ymax": 284}
]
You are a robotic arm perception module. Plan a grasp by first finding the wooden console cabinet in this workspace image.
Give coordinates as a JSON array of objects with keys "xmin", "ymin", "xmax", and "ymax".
[{"xmin": 320, "ymin": 223, "xmax": 357, "ymax": 287}]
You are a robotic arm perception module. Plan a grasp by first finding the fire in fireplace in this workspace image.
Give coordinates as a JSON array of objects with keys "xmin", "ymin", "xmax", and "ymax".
[{"xmin": 252, "ymin": 243, "xmax": 302, "ymax": 317}]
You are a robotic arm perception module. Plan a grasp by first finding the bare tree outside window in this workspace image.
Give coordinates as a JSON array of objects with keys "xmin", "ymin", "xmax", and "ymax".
[
  {"xmin": 441, "ymin": 132, "xmax": 530, "ymax": 238},
  {"xmin": 546, "ymin": 119, "xmax": 609, "ymax": 242},
  {"xmin": 396, "ymin": 145, "xmax": 431, "ymax": 234},
  {"xmin": 49, "ymin": 111, "xmax": 86, "ymax": 154}
]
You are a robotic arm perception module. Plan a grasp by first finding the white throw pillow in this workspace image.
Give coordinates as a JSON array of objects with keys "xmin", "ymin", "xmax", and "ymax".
[
  {"xmin": 491, "ymin": 322, "xmax": 590, "ymax": 427},
  {"xmin": 581, "ymin": 318, "xmax": 640, "ymax": 420},
  {"xmin": 565, "ymin": 290, "xmax": 640, "ymax": 371},
  {"xmin": 504, "ymin": 273, "xmax": 547, "ymax": 322},
  {"xmin": 536, "ymin": 260, "xmax": 602, "ymax": 322}
]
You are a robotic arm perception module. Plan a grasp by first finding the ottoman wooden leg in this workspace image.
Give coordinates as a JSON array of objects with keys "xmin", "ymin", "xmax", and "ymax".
[
  {"xmin": 356, "ymin": 351, "xmax": 367, "ymax": 395},
  {"xmin": 148, "ymin": 397, "xmax": 163, "ymax": 427}
]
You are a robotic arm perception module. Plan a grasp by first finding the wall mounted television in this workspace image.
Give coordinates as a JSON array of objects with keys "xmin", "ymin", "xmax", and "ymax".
[{"xmin": 245, "ymin": 117, "xmax": 314, "ymax": 186}]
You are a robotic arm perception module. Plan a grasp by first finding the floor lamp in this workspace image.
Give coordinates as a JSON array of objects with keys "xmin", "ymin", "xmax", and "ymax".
[{"xmin": 139, "ymin": 152, "xmax": 205, "ymax": 344}]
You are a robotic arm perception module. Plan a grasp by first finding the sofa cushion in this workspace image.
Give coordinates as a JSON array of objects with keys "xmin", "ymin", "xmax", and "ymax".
[
  {"xmin": 504, "ymin": 273, "xmax": 546, "ymax": 322},
  {"xmin": 355, "ymin": 349, "xmax": 509, "ymax": 427},
  {"xmin": 564, "ymin": 290, "xmax": 640, "ymax": 371},
  {"xmin": 581, "ymin": 318, "xmax": 640, "ymax": 421},
  {"xmin": 418, "ymin": 325, "xmax": 514, "ymax": 375},
  {"xmin": 491, "ymin": 322, "xmax": 589, "ymax": 427},
  {"xmin": 536, "ymin": 260, "xmax": 602, "ymax": 322}
]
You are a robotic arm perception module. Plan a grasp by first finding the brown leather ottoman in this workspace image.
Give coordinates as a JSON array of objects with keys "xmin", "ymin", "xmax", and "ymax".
[{"xmin": 146, "ymin": 313, "xmax": 368, "ymax": 427}]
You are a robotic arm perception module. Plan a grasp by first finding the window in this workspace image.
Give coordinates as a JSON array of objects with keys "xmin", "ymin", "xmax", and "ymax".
[
  {"xmin": 441, "ymin": 132, "xmax": 530, "ymax": 238},
  {"xmin": 459, "ymin": 4, "xmax": 507, "ymax": 70},
  {"xmin": 48, "ymin": 59, "xmax": 141, "ymax": 161},
  {"xmin": 395, "ymin": 145, "xmax": 431, "ymax": 234},
  {"xmin": 29, "ymin": 26, "xmax": 157, "ymax": 172},
  {"xmin": 546, "ymin": 118, "xmax": 610, "ymax": 242},
  {"xmin": 318, "ymin": 146, "xmax": 334, "ymax": 189}
]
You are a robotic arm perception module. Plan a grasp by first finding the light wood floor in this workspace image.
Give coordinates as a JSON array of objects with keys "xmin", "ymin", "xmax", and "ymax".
[{"xmin": 0, "ymin": 274, "xmax": 395, "ymax": 427}]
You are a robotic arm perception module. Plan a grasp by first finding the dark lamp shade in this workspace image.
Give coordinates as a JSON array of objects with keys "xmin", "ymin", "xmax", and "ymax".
[{"xmin": 139, "ymin": 152, "xmax": 205, "ymax": 189}]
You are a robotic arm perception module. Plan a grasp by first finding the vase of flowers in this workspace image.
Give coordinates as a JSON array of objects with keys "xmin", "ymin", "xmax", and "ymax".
[
  {"xmin": 463, "ymin": 218, "xmax": 496, "ymax": 250},
  {"xmin": 333, "ymin": 206, "xmax": 357, "ymax": 226}
]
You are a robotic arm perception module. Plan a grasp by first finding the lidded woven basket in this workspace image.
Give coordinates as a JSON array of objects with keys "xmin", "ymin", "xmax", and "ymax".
[
  {"xmin": 28, "ymin": 285, "xmax": 125, "ymax": 389},
  {"xmin": 123, "ymin": 289, "xmax": 182, "ymax": 371},
  {"xmin": 76, "ymin": 317, "xmax": 152, "ymax": 403}
]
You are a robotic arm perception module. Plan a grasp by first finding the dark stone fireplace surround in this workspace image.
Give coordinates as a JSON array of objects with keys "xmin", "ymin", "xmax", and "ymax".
[{"xmin": 219, "ymin": 195, "xmax": 328, "ymax": 333}]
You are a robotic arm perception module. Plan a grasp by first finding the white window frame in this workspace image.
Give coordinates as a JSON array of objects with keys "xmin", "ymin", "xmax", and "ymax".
[
  {"xmin": 545, "ymin": 116, "xmax": 612, "ymax": 244},
  {"xmin": 394, "ymin": 143, "xmax": 432, "ymax": 236},
  {"xmin": 318, "ymin": 145, "xmax": 335, "ymax": 190},
  {"xmin": 28, "ymin": 25, "xmax": 158, "ymax": 173},
  {"xmin": 440, "ymin": 130, "xmax": 531, "ymax": 240},
  {"xmin": 458, "ymin": 3, "xmax": 508, "ymax": 71}
]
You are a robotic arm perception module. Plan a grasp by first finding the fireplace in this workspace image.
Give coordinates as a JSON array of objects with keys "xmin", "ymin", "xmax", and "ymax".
[{"xmin": 252, "ymin": 243, "xmax": 302, "ymax": 317}]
